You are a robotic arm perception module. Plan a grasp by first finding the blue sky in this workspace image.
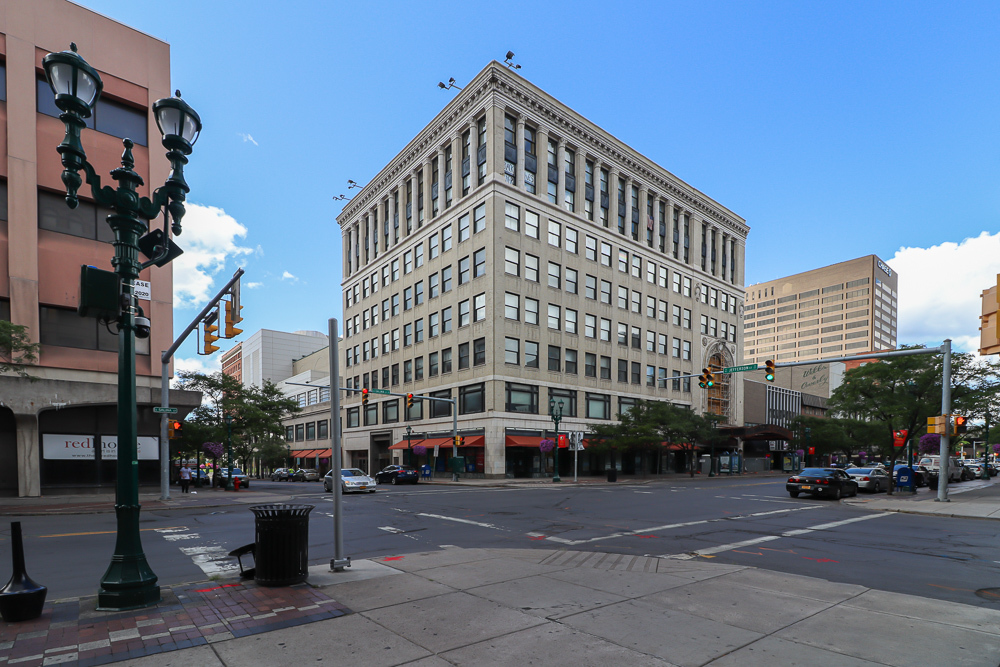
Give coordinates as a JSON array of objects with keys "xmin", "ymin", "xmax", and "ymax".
[{"xmin": 67, "ymin": 0, "xmax": 1000, "ymax": 370}]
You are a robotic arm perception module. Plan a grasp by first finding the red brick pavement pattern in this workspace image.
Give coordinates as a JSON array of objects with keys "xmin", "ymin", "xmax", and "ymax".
[{"xmin": 0, "ymin": 579, "xmax": 350, "ymax": 666}]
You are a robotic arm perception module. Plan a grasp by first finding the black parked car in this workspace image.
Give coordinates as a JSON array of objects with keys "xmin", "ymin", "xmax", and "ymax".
[
  {"xmin": 787, "ymin": 468, "xmax": 859, "ymax": 500},
  {"xmin": 374, "ymin": 465, "xmax": 420, "ymax": 485}
]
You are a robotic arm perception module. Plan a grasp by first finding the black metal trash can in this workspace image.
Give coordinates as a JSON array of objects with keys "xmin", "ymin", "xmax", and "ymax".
[
  {"xmin": 250, "ymin": 504, "xmax": 314, "ymax": 586},
  {"xmin": 607, "ymin": 467, "xmax": 617, "ymax": 482}
]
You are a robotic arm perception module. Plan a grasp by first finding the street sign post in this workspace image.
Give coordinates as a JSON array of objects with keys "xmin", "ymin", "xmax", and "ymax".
[
  {"xmin": 152, "ymin": 407, "xmax": 178, "ymax": 414},
  {"xmin": 723, "ymin": 364, "xmax": 759, "ymax": 374}
]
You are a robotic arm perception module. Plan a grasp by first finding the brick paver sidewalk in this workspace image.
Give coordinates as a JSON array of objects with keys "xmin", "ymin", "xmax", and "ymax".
[{"xmin": 0, "ymin": 578, "xmax": 350, "ymax": 666}]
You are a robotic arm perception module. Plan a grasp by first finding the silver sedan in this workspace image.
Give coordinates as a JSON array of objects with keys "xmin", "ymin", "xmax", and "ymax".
[
  {"xmin": 324, "ymin": 468, "xmax": 377, "ymax": 493},
  {"xmin": 846, "ymin": 467, "xmax": 890, "ymax": 493}
]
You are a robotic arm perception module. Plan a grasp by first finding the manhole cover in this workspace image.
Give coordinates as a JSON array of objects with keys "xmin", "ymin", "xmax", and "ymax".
[{"xmin": 975, "ymin": 588, "xmax": 1000, "ymax": 601}]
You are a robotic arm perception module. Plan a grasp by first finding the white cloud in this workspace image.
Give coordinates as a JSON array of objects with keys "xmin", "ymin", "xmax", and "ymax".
[
  {"xmin": 172, "ymin": 204, "xmax": 253, "ymax": 308},
  {"xmin": 890, "ymin": 231, "xmax": 1000, "ymax": 354},
  {"xmin": 281, "ymin": 271, "xmax": 299, "ymax": 282},
  {"xmin": 238, "ymin": 132, "xmax": 258, "ymax": 146},
  {"xmin": 246, "ymin": 282, "xmax": 263, "ymax": 289},
  {"xmin": 170, "ymin": 356, "xmax": 221, "ymax": 387}
]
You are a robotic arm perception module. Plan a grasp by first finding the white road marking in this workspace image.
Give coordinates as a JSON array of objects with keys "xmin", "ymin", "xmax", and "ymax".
[
  {"xmin": 394, "ymin": 508, "xmax": 507, "ymax": 530},
  {"xmin": 379, "ymin": 526, "xmax": 404, "ymax": 533},
  {"xmin": 666, "ymin": 511, "xmax": 892, "ymax": 559},
  {"xmin": 530, "ymin": 505, "xmax": 822, "ymax": 546},
  {"xmin": 156, "ymin": 527, "xmax": 240, "ymax": 576},
  {"xmin": 694, "ymin": 535, "xmax": 781, "ymax": 555}
]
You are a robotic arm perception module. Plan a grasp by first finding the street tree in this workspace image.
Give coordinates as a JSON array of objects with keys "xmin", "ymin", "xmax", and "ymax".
[
  {"xmin": 0, "ymin": 321, "xmax": 41, "ymax": 378},
  {"xmin": 588, "ymin": 400, "xmax": 720, "ymax": 477},
  {"xmin": 827, "ymin": 345, "xmax": 985, "ymax": 493},
  {"xmin": 175, "ymin": 371, "xmax": 300, "ymax": 475}
]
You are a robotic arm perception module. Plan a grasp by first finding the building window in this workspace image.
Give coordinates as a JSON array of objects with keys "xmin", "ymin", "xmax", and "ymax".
[
  {"xmin": 318, "ymin": 421, "xmax": 329, "ymax": 439},
  {"xmin": 430, "ymin": 389, "xmax": 453, "ymax": 418},
  {"xmin": 548, "ymin": 345, "xmax": 561, "ymax": 371},
  {"xmin": 383, "ymin": 400, "xmax": 399, "ymax": 423},
  {"xmin": 525, "ymin": 298, "xmax": 539, "ymax": 325},
  {"xmin": 429, "ymin": 352, "xmax": 439, "ymax": 377},
  {"xmin": 505, "ymin": 337, "xmax": 520, "ymax": 364},
  {"xmin": 459, "ymin": 342, "xmax": 470, "ymax": 369},
  {"xmin": 505, "ymin": 202, "xmax": 519, "ymax": 231},
  {"xmin": 458, "ymin": 212, "xmax": 470, "ymax": 243},
  {"xmin": 38, "ymin": 80, "xmax": 148, "ymax": 145},
  {"xmin": 565, "ymin": 349, "xmax": 578, "ymax": 374},
  {"xmin": 364, "ymin": 404, "xmax": 378, "ymax": 426},
  {"xmin": 473, "ymin": 203, "xmax": 486, "ymax": 234},
  {"xmin": 38, "ymin": 191, "xmax": 114, "ymax": 243},
  {"xmin": 285, "ymin": 426, "xmax": 294, "ymax": 442},
  {"xmin": 442, "ymin": 266, "xmax": 453, "ymax": 292},
  {"xmin": 585, "ymin": 353, "xmax": 597, "ymax": 377},
  {"xmin": 524, "ymin": 340, "xmax": 538, "ymax": 368},
  {"xmin": 505, "ymin": 293, "xmax": 520, "ymax": 320},
  {"xmin": 549, "ymin": 388, "xmax": 578, "ymax": 417},
  {"xmin": 506, "ymin": 382, "xmax": 538, "ymax": 413},
  {"xmin": 459, "ymin": 300, "xmax": 470, "ymax": 327},
  {"xmin": 473, "ymin": 293, "xmax": 486, "ymax": 322},
  {"xmin": 586, "ymin": 393, "xmax": 611, "ymax": 420},
  {"xmin": 525, "ymin": 210, "xmax": 540, "ymax": 239},
  {"xmin": 442, "ymin": 348, "xmax": 453, "ymax": 373},
  {"xmin": 442, "ymin": 306, "xmax": 453, "ymax": 333},
  {"xmin": 473, "ymin": 337, "xmax": 486, "ymax": 365},
  {"xmin": 525, "ymin": 254, "xmax": 539, "ymax": 282},
  {"xmin": 460, "ymin": 383, "xmax": 485, "ymax": 414},
  {"xmin": 346, "ymin": 408, "xmax": 359, "ymax": 428}
]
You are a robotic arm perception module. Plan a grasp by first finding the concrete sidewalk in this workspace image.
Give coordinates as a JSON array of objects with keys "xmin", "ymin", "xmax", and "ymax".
[{"xmin": 97, "ymin": 546, "xmax": 1000, "ymax": 667}]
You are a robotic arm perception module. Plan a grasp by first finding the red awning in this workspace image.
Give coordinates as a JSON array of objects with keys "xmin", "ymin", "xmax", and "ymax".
[
  {"xmin": 389, "ymin": 435, "xmax": 485, "ymax": 450},
  {"xmin": 291, "ymin": 449, "xmax": 332, "ymax": 458},
  {"xmin": 505, "ymin": 436, "xmax": 571, "ymax": 448}
]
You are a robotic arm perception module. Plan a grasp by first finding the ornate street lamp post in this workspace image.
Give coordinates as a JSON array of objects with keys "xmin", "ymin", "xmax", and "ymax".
[
  {"xmin": 43, "ymin": 44, "xmax": 201, "ymax": 611},
  {"xmin": 406, "ymin": 425, "xmax": 413, "ymax": 464},
  {"xmin": 225, "ymin": 415, "xmax": 234, "ymax": 491},
  {"xmin": 548, "ymin": 399, "xmax": 564, "ymax": 483}
]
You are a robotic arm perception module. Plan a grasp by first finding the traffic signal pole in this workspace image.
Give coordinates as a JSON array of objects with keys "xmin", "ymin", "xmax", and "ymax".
[
  {"xmin": 158, "ymin": 269, "xmax": 244, "ymax": 501},
  {"xmin": 765, "ymin": 340, "xmax": 953, "ymax": 500}
]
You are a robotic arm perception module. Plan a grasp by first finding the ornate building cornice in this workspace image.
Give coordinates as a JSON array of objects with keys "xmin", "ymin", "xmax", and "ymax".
[{"xmin": 338, "ymin": 63, "xmax": 749, "ymax": 241}]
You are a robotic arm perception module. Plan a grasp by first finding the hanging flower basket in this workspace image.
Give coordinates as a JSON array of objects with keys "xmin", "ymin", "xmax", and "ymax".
[
  {"xmin": 539, "ymin": 439, "xmax": 555, "ymax": 453},
  {"xmin": 203, "ymin": 442, "xmax": 224, "ymax": 459},
  {"xmin": 413, "ymin": 445, "xmax": 427, "ymax": 455},
  {"xmin": 795, "ymin": 449, "xmax": 805, "ymax": 458},
  {"xmin": 859, "ymin": 451, "xmax": 867, "ymax": 460}
]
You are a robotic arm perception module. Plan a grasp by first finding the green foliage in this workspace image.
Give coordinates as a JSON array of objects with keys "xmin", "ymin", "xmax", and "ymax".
[
  {"xmin": 587, "ymin": 400, "xmax": 722, "ymax": 475},
  {"xmin": 0, "ymin": 320, "xmax": 41, "ymax": 378},
  {"xmin": 175, "ymin": 371, "xmax": 301, "ymax": 471}
]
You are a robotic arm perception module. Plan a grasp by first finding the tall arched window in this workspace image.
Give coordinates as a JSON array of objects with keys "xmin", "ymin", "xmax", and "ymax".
[{"xmin": 707, "ymin": 351, "xmax": 731, "ymax": 423}]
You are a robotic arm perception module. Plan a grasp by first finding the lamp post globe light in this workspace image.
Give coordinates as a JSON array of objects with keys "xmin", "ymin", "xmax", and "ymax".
[
  {"xmin": 42, "ymin": 44, "xmax": 201, "ymax": 611},
  {"xmin": 548, "ymin": 399, "xmax": 564, "ymax": 483}
]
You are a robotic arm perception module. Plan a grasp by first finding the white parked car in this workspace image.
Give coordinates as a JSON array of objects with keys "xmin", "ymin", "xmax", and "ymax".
[{"xmin": 324, "ymin": 468, "xmax": 377, "ymax": 493}]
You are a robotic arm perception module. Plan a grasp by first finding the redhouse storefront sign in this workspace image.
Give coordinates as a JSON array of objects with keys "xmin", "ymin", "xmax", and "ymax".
[{"xmin": 42, "ymin": 434, "xmax": 160, "ymax": 461}]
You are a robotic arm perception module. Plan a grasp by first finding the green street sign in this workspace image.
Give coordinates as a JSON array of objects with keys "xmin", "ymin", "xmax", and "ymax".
[
  {"xmin": 153, "ymin": 407, "xmax": 178, "ymax": 414},
  {"xmin": 723, "ymin": 364, "xmax": 759, "ymax": 374},
  {"xmin": 370, "ymin": 389, "xmax": 390, "ymax": 395}
]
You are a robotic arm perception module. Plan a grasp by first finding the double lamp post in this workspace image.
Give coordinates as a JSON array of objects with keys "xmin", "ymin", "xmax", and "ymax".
[{"xmin": 42, "ymin": 44, "xmax": 202, "ymax": 610}]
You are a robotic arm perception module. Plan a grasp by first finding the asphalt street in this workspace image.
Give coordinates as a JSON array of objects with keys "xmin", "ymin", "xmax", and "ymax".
[{"xmin": 8, "ymin": 476, "xmax": 1000, "ymax": 609}]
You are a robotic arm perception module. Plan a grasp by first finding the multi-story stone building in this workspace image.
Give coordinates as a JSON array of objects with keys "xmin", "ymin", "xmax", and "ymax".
[
  {"xmin": 0, "ymin": 0, "xmax": 201, "ymax": 496},
  {"xmin": 337, "ymin": 62, "xmax": 748, "ymax": 478},
  {"xmin": 744, "ymin": 255, "xmax": 899, "ymax": 366}
]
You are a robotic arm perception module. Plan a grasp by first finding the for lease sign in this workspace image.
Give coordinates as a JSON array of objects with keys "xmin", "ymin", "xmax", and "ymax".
[{"xmin": 42, "ymin": 435, "xmax": 160, "ymax": 460}]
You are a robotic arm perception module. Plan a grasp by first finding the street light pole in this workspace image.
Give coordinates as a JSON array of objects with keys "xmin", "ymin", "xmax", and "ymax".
[
  {"xmin": 43, "ymin": 44, "xmax": 201, "ymax": 611},
  {"xmin": 406, "ymin": 425, "xmax": 413, "ymax": 464},
  {"xmin": 549, "ymin": 399, "xmax": 563, "ymax": 483}
]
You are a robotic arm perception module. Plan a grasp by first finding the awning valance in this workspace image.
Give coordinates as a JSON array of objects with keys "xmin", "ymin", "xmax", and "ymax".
[
  {"xmin": 505, "ymin": 435, "xmax": 572, "ymax": 448},
  {"xmin": 291, "ymin": 449, "xmax": 332, "ymax": 458}
]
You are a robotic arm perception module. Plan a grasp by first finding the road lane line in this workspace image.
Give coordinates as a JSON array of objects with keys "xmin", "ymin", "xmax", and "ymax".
[
  {"xmin": 696, "ymin": 536, "xmax": 782, "ymax": 555},
  {"xmin": 531, "ymin": 505, "xmax": 822, "ymax": 546},
  {"xmin": 393, "ymin": 508, "xmax": 506, "ymax": 530},
  {"xmin": 668, "ymin": 511, "xmax": 892, "ymax": 559},
  {"xmin": 40, "ymin": 527, "xmax": 182, "ymax": 538}
]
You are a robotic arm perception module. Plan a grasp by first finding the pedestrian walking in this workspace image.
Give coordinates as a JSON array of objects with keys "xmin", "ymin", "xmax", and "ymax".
[{"xmin": 179, "ymin": 463, "xmax": 192, "ymax": 494}]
